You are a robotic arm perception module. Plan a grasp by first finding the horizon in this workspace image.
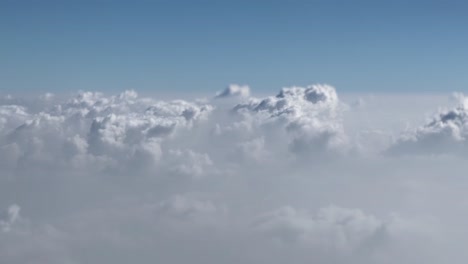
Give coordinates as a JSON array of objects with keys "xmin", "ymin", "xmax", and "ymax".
[{"xmin": 2, "ymin": 1, "xmax": 468, "ymax": 264}]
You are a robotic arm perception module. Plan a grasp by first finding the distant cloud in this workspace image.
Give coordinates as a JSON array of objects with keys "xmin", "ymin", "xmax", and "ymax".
[
  {"xmin": 232, "ymin": 84, "xmax": 346, "ymax": 155},
  {"xmin": 387, "ymin": 93, "xmax": 468, "ymax": 155},
  {"xmin": 215, "ymin": 84, "xmax": 250, "ymax": 99}
]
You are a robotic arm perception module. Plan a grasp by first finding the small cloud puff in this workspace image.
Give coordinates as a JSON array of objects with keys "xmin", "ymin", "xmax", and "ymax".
[{"xmin": 215, "ymin": 84, "xmax": 250, "ymax": 99}]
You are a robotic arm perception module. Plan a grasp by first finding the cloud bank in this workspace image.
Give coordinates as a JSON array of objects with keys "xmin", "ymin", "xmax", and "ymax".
[{"xmin": 0, "ymin": 85, "xmax": 467, "ymax": 263}]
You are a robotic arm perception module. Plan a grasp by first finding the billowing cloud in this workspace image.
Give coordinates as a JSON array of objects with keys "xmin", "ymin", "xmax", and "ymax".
[
  {"xmin": 388, "ymin": 94, "xmax": 468, "ymax": 155},
  {"xmin": 232, "ymin": 84, "xmax": 346, "ymax": 155},
  {"xmin": 0, "ymin": 90, "xmax": 214, "ymax": 176},
  {"xmin": 1, "ymin": 86, "xmax": 467, "ymax": 263}
]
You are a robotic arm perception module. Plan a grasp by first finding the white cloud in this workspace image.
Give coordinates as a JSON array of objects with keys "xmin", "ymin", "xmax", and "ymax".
[
  {"xmin": 1, "ymin": 87, "xmax": 467, "ymax": 263},
  {"xmin": 215, "ymin": 84, "xmax": 250, "ymax": 99},
  {"xmin": 388, "ymin": 94, "xmax": 468, "ymax": 155},
  {"xmin": 0, "ymin": 90, "xmax": 214, "ymax": 176},
  {"xmin": 232, "ymin": 84, "xmax": 347, "ymax": 155}
]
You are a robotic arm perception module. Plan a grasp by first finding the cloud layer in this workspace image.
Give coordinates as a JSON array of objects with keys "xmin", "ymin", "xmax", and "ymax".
[{"xmin": 0, "ymin": 85, "xmax": 467, "ymax": 263}]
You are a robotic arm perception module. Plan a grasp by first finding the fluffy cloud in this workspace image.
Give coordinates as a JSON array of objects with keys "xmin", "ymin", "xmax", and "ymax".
[
  {"xmin": 388, "ymin": 94, "xmax": 468, "ymax": 155},
  {"xmin": 232, "ymin": 84, "xmax": 346, "ymax": 155},
  {"xmin": 215, "ymin": 84, "xmax": 250, "ymax": 99},
  {"xmin": 1, "ymin": 86, "xmax": 468, "ymax": 263},
  {"xmin": 0, "ymin": 90, "xmax": 214, "ymax": 176},
  {"xmin": 0, "ymin": 105, "xmax": 28, "ymax": 132}
]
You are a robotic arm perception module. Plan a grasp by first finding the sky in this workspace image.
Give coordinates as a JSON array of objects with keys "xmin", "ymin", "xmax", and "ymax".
[
  {"xmin": 1, "ymin": 0, "xmax": 468, "ymax": 93},
  {"xmin": 4, "ymin": 2, "xmax": 468, "ymax": 264}
]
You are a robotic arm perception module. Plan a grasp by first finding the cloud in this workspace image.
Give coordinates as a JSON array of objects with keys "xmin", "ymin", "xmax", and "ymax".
[
  {"xmin": 0, "ymin": 105, "xmax": 29, "ymax": 132},
  {"xmin": 0, "ymin": 204, "xmax": 73, "ymax": 264},
  {"xmin": 0, "ymin": 204, "xmax": 21, "ymax": 233},
  {"xmin": 215, "ymin": 84, "xmax": 250, "ymax": 99},
  {"xmin": 387, "ymin": 94, "xmax": 468, "ymax": 155},
  {"xmin": 253, "ymin": 205, "xmax": 388, "ymax": 252},
  {"xmin": 233, "ymin": 84, "xmax": 339, "ymax": 114},
  {"xmin": 156, "ymin": 194, "xmax": 223, "ymax": 225},
  {"xmin": 0, "ymin": 86, "xmax": 467, "ymax": 263},
  {"xmin": 232, "ymin": 84, "xmax": 347, "ymax": 155},
  {"xmin": 164, "ymin": 149, "xmax": 214, "ymax": 179},
  {"xmin": 0, "ymin": 90, "xmax": 214, "ymax": 176}
]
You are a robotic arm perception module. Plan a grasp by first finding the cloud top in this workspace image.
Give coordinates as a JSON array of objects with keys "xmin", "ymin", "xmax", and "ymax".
[
  {"xmin": 215, "ymin": 84, "xmax": 250, "ymax": 99},
  {"xmin": 0, "ymin": 85, "xmax": 467, "ymax": 264},
  {"xmin": 388, "ymin": 94, "xmax": 468, "ymax": 155}
]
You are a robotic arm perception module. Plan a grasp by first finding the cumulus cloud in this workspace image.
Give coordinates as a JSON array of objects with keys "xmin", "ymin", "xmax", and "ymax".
[
  {"xmin": 232, "ymin": 84, "xmax": 346, "ymax": 155},
  {"xmin": 1, "ymin": 86, "xmax": 467, "ymax": 263},
  {"xmin": 215, "ymin": 84, "xmax": 250, "ymax": 99},
  {"xmin": 388, "ymin": 93, "xmax": 468, "ymax": 155},
  {"xmin": 0, "ymin": 90, "xmax": 214, "ymax": 176}
]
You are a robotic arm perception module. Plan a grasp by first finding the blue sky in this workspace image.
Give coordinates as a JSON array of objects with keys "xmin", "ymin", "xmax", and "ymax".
[{"xmin": 1, "ymin": 0, "xmax": 467, "ymax": 93}]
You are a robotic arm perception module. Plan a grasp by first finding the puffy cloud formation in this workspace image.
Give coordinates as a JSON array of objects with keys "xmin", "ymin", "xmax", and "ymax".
[
  {"xmin": 388, "ymin": 94, "xmax": 468, "ymax": 155},
  {"xmin": 232, "ymin": 84, "xmax": 346, "ymax": 155},
  {"xmin": 215, "ymin": 84, "xmax": 250, "ymax": 98},
  {"xmin": 0, "ymin": 90, "xmax": 213, "ymax": 176},
  {"xmin": 233, "ymin": 84, "xmax": 339, "ymax": 115},
  {"xmin": 1, "ymin": 86, "xmax": 468, "ymax": 263}
]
